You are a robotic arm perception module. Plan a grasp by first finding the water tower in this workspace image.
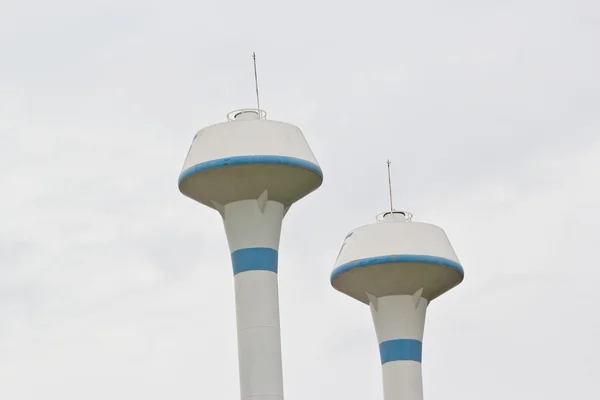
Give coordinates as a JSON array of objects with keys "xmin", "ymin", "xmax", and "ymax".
[
  {"xmin": 178, "ymin": 107, "xmax": 323, "ymax": 400},
  {"xmin": 330, "ymin": 164, "xmax": 464, "ymax": 400}
]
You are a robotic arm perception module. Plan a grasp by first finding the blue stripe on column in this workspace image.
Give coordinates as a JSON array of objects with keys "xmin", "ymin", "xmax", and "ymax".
[
  {"xmin": 379, "ymin": 339, "xmax": 423, "ymax": 364},
  {"xmin": 231, "ymin": 247, "xmax": 278, "ymax": 275}
]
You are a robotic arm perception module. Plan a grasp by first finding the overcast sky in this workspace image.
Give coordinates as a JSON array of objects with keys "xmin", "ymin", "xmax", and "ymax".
[{"xmin": 1, "ymin": 0, "xmax": 599, "ymax": 399}]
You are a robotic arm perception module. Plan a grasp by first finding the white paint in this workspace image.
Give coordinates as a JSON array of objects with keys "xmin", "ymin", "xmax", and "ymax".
[
  {"xmin": 332, "ymin": 215, "xmax": 464, "ymax": 400},
  {"xmin": 369, "ymin": 295, "xmax": 428, "ymax": 343},
  {"xmin": 257, "ymin": 190, "xmax": 269, "ymax": 214},
  {"xmin": 382, "ymin": 211, "xmax": 409, "ymax": 222},
  {"xmin": 227, "ymin": 108, "xmax": 267, "ymax": 121},
  {"xmin": 235, "ymin": 271, "xmax": 283, "ymax": 400},
  {"xmin": 180, "ymin": 112, "xmax": 323, "ymax": 400},
  {"xmin": 366, "ymin": 292, "xmax": 379, "ymax": 311},
  {"xmin": 234, "ymin": 110, "xmax": 261, "ymax": 120},
  {"xmin": 331, "ymin": 217, "xmax": 463, "ymax": 304},
  {"xmin": 223, "ymin": 199, "xmax": 283, "ymax": 253},
  {"xmin": 223, "ymin": 199, "xmax": 285, "ymax": 400},
  {"xmin": 370, "ymin": 294, "xmax": 428, "ymax": 400},
  {"xmin": 182, "ymin": 118, "xmax": 319, "ymax": 172},
  {"xmin": 234, "ymin": 271, "xmax": 281, "ymax": 331},
  {"xmin": 179, "ymin": 111, "xmax": 323, "ymax": 210},
  {"xmin": 335, "ymin": 221, "xmax": 460, "ymax": 268},
  {"xmin": 382, "ymin": 361, "xmax": 424, "ymax": 400},
  {"xmin": 412, "ymin": 288, "xmax": 424, "ymax": 309},
  {"xmin": 210, "ymin": 200, "xmax": 225, "ymax": 216}
]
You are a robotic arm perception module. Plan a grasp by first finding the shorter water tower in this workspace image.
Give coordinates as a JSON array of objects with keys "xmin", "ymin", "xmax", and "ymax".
[{"xmin": 330, "ymin": 209, "xmax": 464, "ymax": 400}]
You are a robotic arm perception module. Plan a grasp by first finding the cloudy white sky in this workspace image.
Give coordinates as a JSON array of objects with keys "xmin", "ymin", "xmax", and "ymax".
[{"xmin": 2, "ymin": 0, "xmax": 599, "ymax": 399}]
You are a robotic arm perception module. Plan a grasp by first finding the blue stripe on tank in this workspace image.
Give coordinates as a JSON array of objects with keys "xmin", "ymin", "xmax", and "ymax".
[
  {"xmin": 330, "ymin": 254, "xmax": 464, "ymax": 282},
  {"xmin": 178, "ymin": 155, "xmax": 323, "ymax": 185},
  {"xmin": 231, "ymin": 247, "xmax": 278, "ymax": 275},
  {"xmin": 379, "ymin": 339, "xmax": 423, "ymax": 364}
]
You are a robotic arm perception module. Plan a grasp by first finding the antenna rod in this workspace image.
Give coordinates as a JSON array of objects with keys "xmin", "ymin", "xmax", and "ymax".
[
  {"xmin": 387, "ymin": 160, "xmax": 394, "ymax": 212},
  {"xmin": 252, "ymin": 52, "xmax": 261, "ymax": 113}
]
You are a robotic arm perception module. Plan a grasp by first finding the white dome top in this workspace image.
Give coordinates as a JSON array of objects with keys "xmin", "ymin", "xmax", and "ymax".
[
  {"xmin": 178, "ymin": 109, "xmax": 323, "ymax": 209},
  {"xmin": 331, "ymin": 212, "xmax": 464, "ymax": 304}
]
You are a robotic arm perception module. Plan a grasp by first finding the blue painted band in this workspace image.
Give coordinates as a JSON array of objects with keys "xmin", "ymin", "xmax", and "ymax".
[
  {"xmin": 330, "ymin": 254, "xmax": 464, "ymax": 282},
  {"xmin": 231, "ymin": 247, "xmax": 278, "ymax": 275},
  {"xmin": 178, "ymin": 155, "xmax": 323, "ymax": 185},
  {"xmin": 379, "ymin": 339, "xmax": 423, "ymax": 364}
]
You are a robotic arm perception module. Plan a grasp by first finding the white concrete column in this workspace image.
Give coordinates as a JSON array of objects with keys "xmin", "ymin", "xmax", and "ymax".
[
  {"xmin": 223, "ymin": 199, "xmax": 285, "ymax": 400},
  {"xmin": 368, "ymin": 293, "xmax": 429, "ymax": 400}
]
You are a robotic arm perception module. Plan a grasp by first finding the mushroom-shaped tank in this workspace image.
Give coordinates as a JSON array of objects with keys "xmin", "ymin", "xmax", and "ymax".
[
  {"xmin": 331, "ymin": 211, "xmax": 464, "ymax": 303},
  {"xmin": 178, "ymin": 109, "xmax": 323, "ymax": 210},
  {"xmin": 178, "ymin": 109, "xmax": 323, "ymax": 400},
  {"xmin": 330, "ymin": 210, "xmax": 464, "ymax": 400}
]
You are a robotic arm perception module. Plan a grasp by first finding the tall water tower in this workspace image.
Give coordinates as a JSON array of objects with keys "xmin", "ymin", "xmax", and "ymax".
[
  {"xmin": 178, "ymin": 108, "xmax": 323, "ymax": 400},
  {"xmin": 330, "ymin": 171, "xmax": 464, "ymax": 400}
]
